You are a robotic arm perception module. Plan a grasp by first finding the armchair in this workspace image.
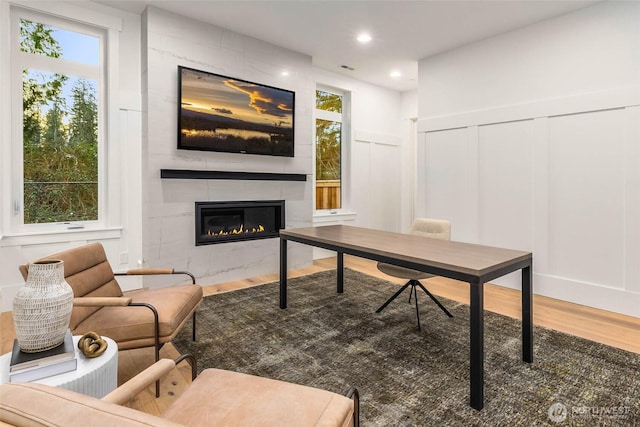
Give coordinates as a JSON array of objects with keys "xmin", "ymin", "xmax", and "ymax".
[
  {"xmin": 0, "ymin": 355, "xmax": 359, "ymax": 426},
  {"xmin": 18, "ymin": 242, "xmax": 203, "ymax": 396}
]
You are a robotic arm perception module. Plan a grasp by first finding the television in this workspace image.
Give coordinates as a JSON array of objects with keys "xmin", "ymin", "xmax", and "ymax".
[{"xmin": 178, "ymin": 66, "xmax": 295, "ymax": 157}]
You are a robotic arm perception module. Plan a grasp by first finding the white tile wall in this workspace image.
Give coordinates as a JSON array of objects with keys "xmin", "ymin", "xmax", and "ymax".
[{"xmin": 142, "ymin": 7, "xmax": 313, "ymax": 286}]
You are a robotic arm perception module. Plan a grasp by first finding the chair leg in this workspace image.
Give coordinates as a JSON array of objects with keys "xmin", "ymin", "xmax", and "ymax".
[
  {"xmin": 345, "ymin": 387, "xmax": 360, "ymax": 427},
  {"xmin": 408, "ymin": 282, "xmax": 415, "ymax": 304},
  {"xmin": 375, "ymin": 281, "xmax": 412, "ymax": 313},
  {"xmin": 192, "ymin": 311, "xmax": 197, "ymax": 341},
  {"xmin": 413, "ymin": 283, "xmax": 422, "ymax": 331},
  {"xmin": 378, "ymin": 279, "xmax": 452, "ymax": 331},
  {"xmin": 416, "ymin": 281, "xmax": 454, "ymax": 318},
  {"xmin": 130, "ymin": 302, "xmax": 161, "ymax": 397}
]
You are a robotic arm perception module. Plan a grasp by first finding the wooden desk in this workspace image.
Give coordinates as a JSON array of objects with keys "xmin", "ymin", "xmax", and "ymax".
[{"xmin": 279, "ymin": 225, "xmax": 533, "ymax": 410}]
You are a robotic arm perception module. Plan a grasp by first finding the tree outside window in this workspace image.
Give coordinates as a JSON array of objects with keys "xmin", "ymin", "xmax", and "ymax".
[
  {"xmin": 19, "ymin": 18, "xmax": 99, "ymax": 224},
  {"xmin": 315, "ymin": 90, "xmax": 343, "ymax": 210}
]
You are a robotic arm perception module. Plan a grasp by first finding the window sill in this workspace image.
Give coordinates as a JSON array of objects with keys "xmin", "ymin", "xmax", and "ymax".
[
  {"xmin": 313, "ymin": 211, "xmax": 357, "ymax": 223},
  {"xmin": 1, "ymin": 227, "xmax": 123, "ymax": 247}
]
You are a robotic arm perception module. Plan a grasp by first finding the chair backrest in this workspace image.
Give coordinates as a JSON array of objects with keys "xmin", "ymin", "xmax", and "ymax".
[
  {"xmin": 19, "ymin": 242, "xmax": 123, "ymax": 329},
  {"xmin": 409, "ymin": 218, "xmax": 451, "ymax": 241}
]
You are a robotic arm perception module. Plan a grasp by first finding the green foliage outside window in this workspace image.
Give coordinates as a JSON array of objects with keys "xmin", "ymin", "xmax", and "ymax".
[
  {"xmin": 315, "ymin": 119, "xmax": 341, "ymax": 180},
  {"xmin": 315, "ymin": 90, "xmax": 342, "ymax": 181},
  {"xmin": 316, "ymin": 90, "xmax": 341, "ymax": 113},
  {"xmin": 20, "ymin": 19, "xmax": 98, "ymax": 224},
  {"xmin": 315, "ymin": 90, "xmax": 342, "ymax": 210}
]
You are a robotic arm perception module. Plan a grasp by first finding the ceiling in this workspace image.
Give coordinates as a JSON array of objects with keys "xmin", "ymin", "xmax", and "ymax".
[{"xmin": 95, "ymin": 0, "xmax": 599, "ymax": 92}]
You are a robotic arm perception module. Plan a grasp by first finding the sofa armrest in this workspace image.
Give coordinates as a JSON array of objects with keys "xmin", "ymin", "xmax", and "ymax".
[
  {"xmin": 0, "ymin": 382, "xmax": 183, "ymax": 427},
  {"xmin": 116, "ymin": 269, "xmax": 196, "ymax": 284},
  {"xmin": 101, "ymin": 355, "xmax": 197, "ymax": 405},
  {"xmin": 102, "ymin": 359, "xmax": 176, "ymax": 405},
  {"xmin": 73, "ymin": 296, "xmax": 133, "ymax": 307}
]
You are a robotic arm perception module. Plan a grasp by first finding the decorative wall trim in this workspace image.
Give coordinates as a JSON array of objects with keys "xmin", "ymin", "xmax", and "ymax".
[
  {"xmin": 354, "ymin": 129, "xmax": 401, "ymax": 146},
  {"xmin": 160, "ymin": 169, "xmax": 307, "ymax": 181},
  {"xmin": 418, "ymin": 85, "xmax": 640, "ymax": 133}
]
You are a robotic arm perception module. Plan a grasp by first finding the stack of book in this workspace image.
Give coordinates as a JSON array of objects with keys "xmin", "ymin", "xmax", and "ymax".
[{"xmin": 9, "ymin": 329, "xmax": 77, "ymax": 382}]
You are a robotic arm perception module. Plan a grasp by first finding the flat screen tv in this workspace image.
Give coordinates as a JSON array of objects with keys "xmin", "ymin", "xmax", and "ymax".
[{"xmin": 178, "ymin": 66, "xmax": 295, "ymax": 157}]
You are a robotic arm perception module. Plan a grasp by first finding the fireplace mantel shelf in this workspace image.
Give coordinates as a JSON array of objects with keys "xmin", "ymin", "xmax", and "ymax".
[{"xmin": 160, "ymin": 169, "xmax": 307, "ymax": 182}]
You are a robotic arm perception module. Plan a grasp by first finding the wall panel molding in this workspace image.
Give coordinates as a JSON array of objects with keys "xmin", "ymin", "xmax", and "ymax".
[
  {"xmin": 418, "ymin": 85, "xmax": 640, "ymax": 133},
  {"xmin": 416, "ymin": 106, "xmax": 640, "ymax": 317},
  {"xmin": 354, "ymin": 129, "xmax": 401, "ymax": 146},
  {"xmin": 624, "ymin": 106, "xmax": 640, "ymax": 292}
]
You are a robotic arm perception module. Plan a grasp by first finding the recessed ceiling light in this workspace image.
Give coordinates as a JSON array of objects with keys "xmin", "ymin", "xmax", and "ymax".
[
  {"xmin": 357, "ymin": 32, "xmax": 372, "ymax": 43},
  {"xmin": 390, "ymin": 70, "xmax": 402, "ymax": 78},
  {"xmin": 281, "ymin": 70, "xmax": 290, "ymax": 77}
]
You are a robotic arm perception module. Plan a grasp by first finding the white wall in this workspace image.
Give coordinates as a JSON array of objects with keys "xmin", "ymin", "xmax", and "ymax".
[{"xmin": 417, "ymin": 1, "xmax": 640, "ymax": 317}]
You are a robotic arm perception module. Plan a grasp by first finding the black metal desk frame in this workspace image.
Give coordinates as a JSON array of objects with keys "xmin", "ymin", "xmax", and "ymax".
[{"xmin": 279, "ymin": 225, "xmax": 533, "ymax": 410}]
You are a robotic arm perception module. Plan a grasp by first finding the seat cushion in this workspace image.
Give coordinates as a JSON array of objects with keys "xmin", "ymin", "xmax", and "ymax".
[
  {"xmin": 0, "ymin": 382, "xmax": 182, "ymax": 427},
  {"xmin": 162, "ymin": 368, "xmax": 354, "ymax": 427},
  {"xmin": 376, "ymin": 262, "xmax": 434, "ymax": 280},
  {"xmin": 74, "ymin": 285, "xmax": 202, "ymax": 350}
]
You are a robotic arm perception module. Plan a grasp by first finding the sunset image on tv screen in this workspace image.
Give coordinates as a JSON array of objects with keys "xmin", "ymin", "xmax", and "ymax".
[{"xmin": 178, "ymin": 67, "xmax": 294, "ymax": 157}]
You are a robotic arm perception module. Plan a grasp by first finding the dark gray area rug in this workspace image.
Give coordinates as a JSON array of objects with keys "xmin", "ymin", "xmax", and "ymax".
[{"xmin": 173, "ymin": 269, "xmax": 640, "ymax": 426}]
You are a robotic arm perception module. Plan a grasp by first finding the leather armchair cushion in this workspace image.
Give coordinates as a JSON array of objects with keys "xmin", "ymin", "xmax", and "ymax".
[
  {"xmin": 19, "ymin": 244, "xmax": 124, "ymax": 329},
  {"xmin": 74, "ymin": 285, "xmax": 203, "ymax": 350},
  {"xmin": 0, "ymin": 382, "xmax": 182, "ymax": 427},
  {"xmin": 162, "ymin": 368, "xmax": 354, "ymax": 427}
]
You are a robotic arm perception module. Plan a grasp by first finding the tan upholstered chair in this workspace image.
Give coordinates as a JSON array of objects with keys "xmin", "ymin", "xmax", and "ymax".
[
  {"xmin": 18, "ymin": 242, "xmax": 203, "ymax": 396},
  {"xmin": 376, "ymin": 218, "xmax": 454, "ymax": 330},
  {"xmin": 0, "ymin": 355, "xmax": 360, "ymax": 427}
]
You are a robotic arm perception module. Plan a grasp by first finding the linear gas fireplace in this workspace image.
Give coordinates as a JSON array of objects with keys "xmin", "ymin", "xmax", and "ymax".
[{"xmin": 195, "ymin": 200, "xmax": 285, "ymax": 246}]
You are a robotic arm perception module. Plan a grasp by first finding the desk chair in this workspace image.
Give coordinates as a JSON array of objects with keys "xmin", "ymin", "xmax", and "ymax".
[{"xmin": 376, "ymin": 218, "xmax": 454, "ymax": 330}]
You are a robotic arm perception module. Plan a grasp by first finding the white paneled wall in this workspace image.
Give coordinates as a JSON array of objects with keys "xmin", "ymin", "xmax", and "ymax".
[
  {"xmin": 421, "ymin": 127, "xmax": 477, "ymax": 241},
  {"xmin": 418, "ymin": 102, "xmax": 640, "ymax": 316},
  {"xmin": 547, "ymin": 110, "xmax": 626, "ymax": 288},
  {"xmin": 352, "ymin": 135, "xmax": 401, "ymax": 232},
  {"xmin": 417, "ymin": 1, "xmax": 640, "ymax": 317}
]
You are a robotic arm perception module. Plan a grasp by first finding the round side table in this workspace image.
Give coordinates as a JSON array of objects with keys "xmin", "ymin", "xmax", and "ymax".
[{"xmin": 0, "ymin": 335, "xmax": 118, "ymax": 398}]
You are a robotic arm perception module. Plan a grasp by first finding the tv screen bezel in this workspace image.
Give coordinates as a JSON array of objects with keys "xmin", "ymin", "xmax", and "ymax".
[{"xmin": 177, "ymin": 66, "xmax": 295, "ymax": 157}]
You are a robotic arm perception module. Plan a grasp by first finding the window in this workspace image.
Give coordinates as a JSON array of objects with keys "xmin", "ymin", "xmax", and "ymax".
[
  {"xmin": 315, "ymin": 88, "xmax": 346, "ymax": 211},
  {"xmin": 10, "ymin": 8, "xmax": 104, "ymax": 230}
]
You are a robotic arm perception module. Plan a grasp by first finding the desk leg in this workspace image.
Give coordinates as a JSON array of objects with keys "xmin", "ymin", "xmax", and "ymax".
[
  {"xmin": 470, "ymin": 282, "xmax": 484, "ymax": 410},
  {"xmin": 337, "ymin": 252, "xmax": 344, "ymax": 293},
  {"xmin": 280, "ymin": 238, "xmax": 288, "ymax": 309},
  {"xmin": 522, "ymin": 265, "xmax": 533, "ymax": 363}
]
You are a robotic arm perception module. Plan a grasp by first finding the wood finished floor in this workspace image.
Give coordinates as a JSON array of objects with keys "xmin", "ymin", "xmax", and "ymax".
[{"xmin": 2, "ymin": 255, "xmax": 639, "ymax": 415}]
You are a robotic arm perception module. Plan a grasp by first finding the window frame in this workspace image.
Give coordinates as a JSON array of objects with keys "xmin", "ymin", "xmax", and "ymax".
[
  {"xmin": 1, "ymin": 2, "xmax": 123, "ymax": 245},
  {"xmin": 313, "ymin": 85, "xmax": 351, "ymax": 215}
]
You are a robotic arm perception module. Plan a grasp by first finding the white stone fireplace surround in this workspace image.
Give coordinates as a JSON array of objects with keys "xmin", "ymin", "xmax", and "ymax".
[{"xmin": 142, "ymin": 7, "xmax": 314, "ymax": 288}]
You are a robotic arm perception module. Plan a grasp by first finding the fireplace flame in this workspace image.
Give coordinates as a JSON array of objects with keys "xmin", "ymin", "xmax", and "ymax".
[{"xmin": 206, "ymin": 224, "xmax": 265, "ymax": 237}]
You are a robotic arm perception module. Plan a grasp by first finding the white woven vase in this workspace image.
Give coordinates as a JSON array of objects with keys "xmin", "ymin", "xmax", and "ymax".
[{"xmin": 13, "ymin": 260, "xmax": 74, "ymax": 353}]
